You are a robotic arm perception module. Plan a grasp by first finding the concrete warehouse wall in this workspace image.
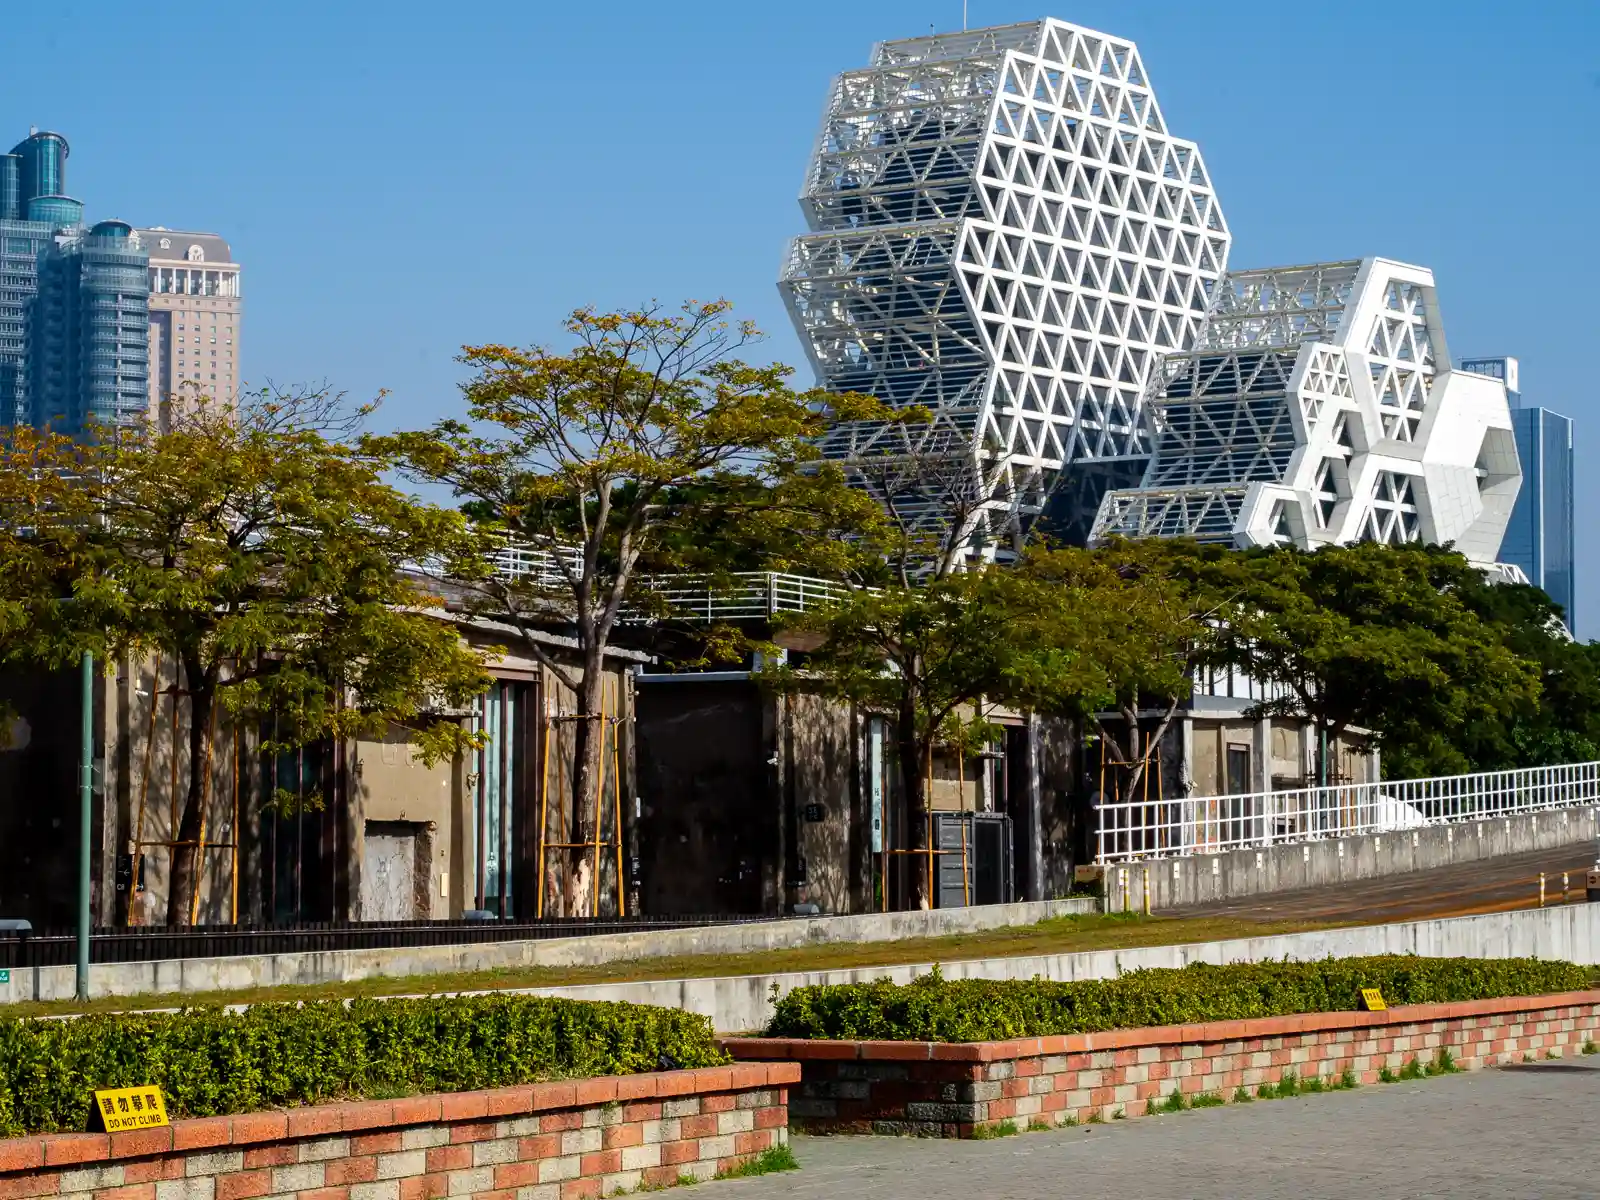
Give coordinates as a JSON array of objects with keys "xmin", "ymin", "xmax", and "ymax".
[
  {"xmin": 1103, "ymin": 805, "xmax": 1599, "ymax": 912},
  {"xmin": 0, "ymin": 897, "xmax": 1097, "ymax": 1005},
  {"xmin": 521, "ymin": 902, "xmax": 1600, "ymax": 1032}
]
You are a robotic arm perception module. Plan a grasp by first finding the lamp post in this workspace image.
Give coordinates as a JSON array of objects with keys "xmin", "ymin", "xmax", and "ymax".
[{"xmin": 77, "ymin": 650, "xmax": 92, "ymax": 1001}]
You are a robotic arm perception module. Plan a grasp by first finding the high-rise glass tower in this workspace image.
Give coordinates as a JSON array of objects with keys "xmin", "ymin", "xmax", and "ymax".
[
  {"xmin": 0, "ymin": 129, "xmax": 151, "ymax": 438},
  {"xmin": 31, "ymin": 220, "xmax": 150, "ymax": 432},
  {"xmin": 1461, "ymin": 355, "xmax": 1577, "ymax": 633},
  {"xmin": 782, "ymin": 20, "xmax": 1230, "ymax": 551}
]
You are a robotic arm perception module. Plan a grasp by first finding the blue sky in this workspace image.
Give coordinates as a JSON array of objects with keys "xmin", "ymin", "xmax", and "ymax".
[{"xmin": 4, "ymin": 0, "xmax": 1596, "ymax": 624}]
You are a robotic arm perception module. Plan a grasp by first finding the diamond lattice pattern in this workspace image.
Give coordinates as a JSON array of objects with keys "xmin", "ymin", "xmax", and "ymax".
[{"xmin": 781, "ymin": 19, "xmax": 1231, "ymax": 545}]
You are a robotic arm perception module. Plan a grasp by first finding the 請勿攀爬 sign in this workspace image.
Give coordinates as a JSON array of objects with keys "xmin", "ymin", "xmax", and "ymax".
[{"xmin": 92, "ymin": 1086, "xmax": 168, "ymax": 1132}]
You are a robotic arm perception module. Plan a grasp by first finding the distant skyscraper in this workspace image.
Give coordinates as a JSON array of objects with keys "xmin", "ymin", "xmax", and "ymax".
[
  {"xmin": 1461, "ymin": 355, "xmax": 1576, "ymax": 633},
  {"xmin": 140, "ymin": 228, "xmax": 242, "ymax": 423},
  {"xmin": 0, "ymin": 129, "xmax": 148, "ymax": 437},
  {"xmin": 0, "ymin": 130, "xmax": 80, "ymax": 428},
  {"xmin": 1, "ymin": 129, "xmax": 239, "ymax": 439},
  {"xmin": 30, "ymin": 219, "xmax": 150, "ymax": 433}
]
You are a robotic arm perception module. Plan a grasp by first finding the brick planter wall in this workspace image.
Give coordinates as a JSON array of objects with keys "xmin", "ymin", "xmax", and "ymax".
[
  {"xmin": 0, "ymin": 1063, "xmax": 799, "ymax": 1199},
  {"xmin": 725, "ymin": 991, "xmax": 1600, "ymax": 1137}
]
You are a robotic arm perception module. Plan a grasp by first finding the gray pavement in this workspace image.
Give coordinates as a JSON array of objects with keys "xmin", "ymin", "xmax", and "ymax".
[
  {"xmin": 707, "ymin": 1057, "xmax": 1600, "ymax": 1199},
  {"xmin": 1174, "ymin": 842, "xmax": 1598, "ymax": 924}
]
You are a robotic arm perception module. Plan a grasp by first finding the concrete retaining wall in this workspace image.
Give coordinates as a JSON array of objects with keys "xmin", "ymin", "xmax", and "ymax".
[
  {"xmin": 518, "ymin": 901, "xmax": 1600, "ymax": 1032},
  {"xmin": 1104, "ymin": 805, "xmax": 1599, "ymax": 912},
  {"xmin": 0, "ymin": 897, "xmax": 1097, "ymax": 1005}
]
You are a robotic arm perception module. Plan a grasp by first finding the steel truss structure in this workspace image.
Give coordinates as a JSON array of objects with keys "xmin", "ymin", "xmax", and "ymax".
[
  {"xmin": 1092, "ymin": 257, "xmax": 1523, "ymax": 564},
  {"xmin": 781, "ymin": 19, "xmax": 1230, "ymax": 550}
]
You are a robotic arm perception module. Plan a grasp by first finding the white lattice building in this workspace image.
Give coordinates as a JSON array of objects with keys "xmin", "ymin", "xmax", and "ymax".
[
  {"xmin": 1090, "ymin": 257, "xmax": 1522, "ymax": 565},
  {"xmin": 780, "ymin": 19, "xmax": 1230, "ymax": 549}
]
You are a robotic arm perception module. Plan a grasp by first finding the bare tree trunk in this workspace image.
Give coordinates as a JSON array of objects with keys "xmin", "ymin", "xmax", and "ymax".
[
  {"xmin": 565, "ymin": 653, "xmax": 606, "ymax": 917},
  {"xmin": 1123, "ymin": 696, "xmax": 1182, "ymax": 801},
  {"xmin": 166, "ymin": 662, "xmax": 214, "ymax": 927}
]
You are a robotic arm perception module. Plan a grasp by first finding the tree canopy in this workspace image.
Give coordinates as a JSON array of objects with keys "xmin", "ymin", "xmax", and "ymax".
[
  {"xmin": 765, "ymin": 553, "xmax": 1196, "ymax": 905},
  {"xmin": 1216, "ymin": 542, "xmax": 1541, "ymax": 783},
  {"xmin": 368, "ymin": 300, "xmax": 890, "ymax": 913},
  {"xmin": 2, "ymin": 392, "xmax": 490, "ymax": 924}
]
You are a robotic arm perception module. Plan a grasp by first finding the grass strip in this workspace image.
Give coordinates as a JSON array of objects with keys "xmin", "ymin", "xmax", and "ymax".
[{"xmin": 2, "ymin": 912, "xmax": 1353, "ymax": 1021}]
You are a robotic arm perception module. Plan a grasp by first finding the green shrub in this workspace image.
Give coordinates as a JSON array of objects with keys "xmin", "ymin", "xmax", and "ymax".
[
  {"xmin": 766, "ymin": 956, "xmax": 1586, "ymax": 1042},
  {"xmin": 0, "ymin": 994, "xmax": 725, "ymax": 1137}
]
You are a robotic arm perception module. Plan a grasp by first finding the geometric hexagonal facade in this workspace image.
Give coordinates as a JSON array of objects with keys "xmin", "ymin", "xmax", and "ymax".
[
  {"xmin": 781, "ymin": 19, "xmax": 1230, "ymax": 550},
  {"xmin": 1090, "ymin": 256, "xmax": 1522, "ymax": 566}
]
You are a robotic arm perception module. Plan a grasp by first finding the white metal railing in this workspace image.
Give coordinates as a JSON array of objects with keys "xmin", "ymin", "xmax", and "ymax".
[
  {"xmin": 487, "ymin": 538, "xmax": 855, "ymax": 623},
  {"xmin": 490, "ymin": 542, "xmax": 584, "ymax": 588},
  {"xmin": 630, "ymin": 572, "xmax": 854, "ymax": 622},
  {"xmin": 1095, "ymin": 760, "xmax": 1600, "ymax": 864}
]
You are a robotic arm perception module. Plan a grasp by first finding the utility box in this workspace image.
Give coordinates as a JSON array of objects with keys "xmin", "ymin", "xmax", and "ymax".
[{"xmin": 932, "ymin": 812, "xmax": 1013, "ymax": 908}]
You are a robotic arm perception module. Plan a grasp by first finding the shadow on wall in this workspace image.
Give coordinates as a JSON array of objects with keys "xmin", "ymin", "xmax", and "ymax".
[{"xmin": 0, "ymin": 667, "xmax": 82, "ymax": 928}]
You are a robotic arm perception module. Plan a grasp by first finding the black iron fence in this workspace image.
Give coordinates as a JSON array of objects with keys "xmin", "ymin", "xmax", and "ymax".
[{"xmin": 0, "ymin": 914, "xmax": 772, "ymax": 971}]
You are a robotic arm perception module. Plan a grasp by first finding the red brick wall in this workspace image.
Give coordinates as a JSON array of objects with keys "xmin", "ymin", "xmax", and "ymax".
[
  {"xmin": 0, "ymin": 1064, "xmax": 798, "ymax": 1199},
  {"xmin": 725, "ymin": 991, "xmax": 1600, "ymax": 1137}
]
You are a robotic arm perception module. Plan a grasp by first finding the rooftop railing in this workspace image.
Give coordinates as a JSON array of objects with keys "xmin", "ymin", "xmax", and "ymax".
[{"xmin": 488, "ymin": 540, "xmax": 855, "ymax": 623}]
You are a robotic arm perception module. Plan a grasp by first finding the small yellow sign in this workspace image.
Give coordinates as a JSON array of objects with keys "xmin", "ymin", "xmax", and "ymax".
[
  {"xmin": 92, "ymin": 1087, "xmax": 169, "ymax": 1133},
  {"xmin": 1359, "ymin": 988, "xmax": 1387, "ymax": 1012}
]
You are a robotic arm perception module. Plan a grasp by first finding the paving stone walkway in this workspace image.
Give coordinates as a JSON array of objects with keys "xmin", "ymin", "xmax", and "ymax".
[{"xmin": 706, "ymin": 1056, "xmax": 1600, "ymax": 1199}]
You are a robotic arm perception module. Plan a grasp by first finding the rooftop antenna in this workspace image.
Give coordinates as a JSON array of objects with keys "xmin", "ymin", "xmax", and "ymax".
[{"xmin": 963, "ymin": 1, "xmax": 968, "ymax": 30}]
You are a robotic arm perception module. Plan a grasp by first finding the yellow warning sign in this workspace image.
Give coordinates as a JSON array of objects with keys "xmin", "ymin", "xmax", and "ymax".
[
  {"xmin": 91, "ymin": 1086, "xmax": 169, "ymax": 1132},
  {"xmin": 1359, "ymin": 988, "xmax": 1387, "ymax": 1012}
]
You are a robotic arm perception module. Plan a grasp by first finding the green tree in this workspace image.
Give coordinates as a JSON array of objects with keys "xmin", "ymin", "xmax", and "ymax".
[
  {"xmin": 0, "ymin": 424, "xmax": 96, "ymax": 673},
  {"xmin": 368, "ymin": 301, "xmax": 886, "ymax": 915},
  {"xmin": 6, "ymin": 392, "xmax": 490, "ymax": 925},
  {"xmin": 1224, "ymin": 542, "xmax": 1540, "ymax": 785},
  {"xmin": 1023, "ymin": 539, "xmax": 1244, "ymax": 799},
  {"xmin": 768, "ymin": 558, "xmax": 1175, "ymax": 907},
  {"xmin": 1391, "ymin": 555, "xmax": 1598, "ymax": 773}
]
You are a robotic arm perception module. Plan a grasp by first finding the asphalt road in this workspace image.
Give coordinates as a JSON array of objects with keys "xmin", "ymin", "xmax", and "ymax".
[
  {"xmin": 1173, "ymin": 842, "xmax": 1598, "ymax": 923},
  {"xmin": 708, "ymin": 1057, "xmax": 1600, "ymax": 1199}
]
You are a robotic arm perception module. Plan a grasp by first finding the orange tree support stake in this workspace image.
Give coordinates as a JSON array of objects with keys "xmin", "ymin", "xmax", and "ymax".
[
  {"xmin": 611, "ymin": 708, "xmax": 625, "ymax": 918},
  {"xmin": 168, "ymin": 674, "xmax": 180, "ymax": 861},
  {"xmin": 536, "ymin": 701, "xmax": 552, "ymax": 919},
  {"xmin": 592, "ymin": 704, "xmax": 605, "ymax": 918},
  {"xmin": 957, "ymin": 713, "xmax": 965, "ymax": 814},
  {"xmin": 924, "ymin": 739, "xmax": 935, "ymax": 908},
  {"xmin": 229, "ymin": 713, "xmax": 241, "ymax": 925},
  {"xmin": 960, "ymin": 815, "xmax": 969, "ymax": 906},
  {"xmin": 1156, "ymin": 738, "xmax": 1166, "ymax": 853},
  {"xmin": 190, "ymin": 699, "xmax": 220, "ymax": 926},
  {"xmin": 1097, "ymin": 732, "xmax": 1106, "ymax": 863},
  {"xmin": 1142, "ymin": 732, "xmax": 1151, "ymax": 855},
  {"xmin": 129, "ymin": 655, "xmax": 163, "ymax": 926}
]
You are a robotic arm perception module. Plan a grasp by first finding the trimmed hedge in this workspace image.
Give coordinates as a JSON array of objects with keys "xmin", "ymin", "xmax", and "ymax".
[
  {"xmin": 766, "ymin": 956, "xmax": 1591, "ymax": 1042},
  {"xmin": 0, "ymin": 994, "xmax": 727, "ymax": 1137}
]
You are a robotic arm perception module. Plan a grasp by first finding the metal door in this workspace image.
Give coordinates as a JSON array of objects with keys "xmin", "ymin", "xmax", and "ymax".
[
  {"xmin": 362, "ymin": 822, "xmax": 416, "ymax": 921},
  {"xmin": 932, "ymin": 812, "xmax": 1013, "ymax": 908}
]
